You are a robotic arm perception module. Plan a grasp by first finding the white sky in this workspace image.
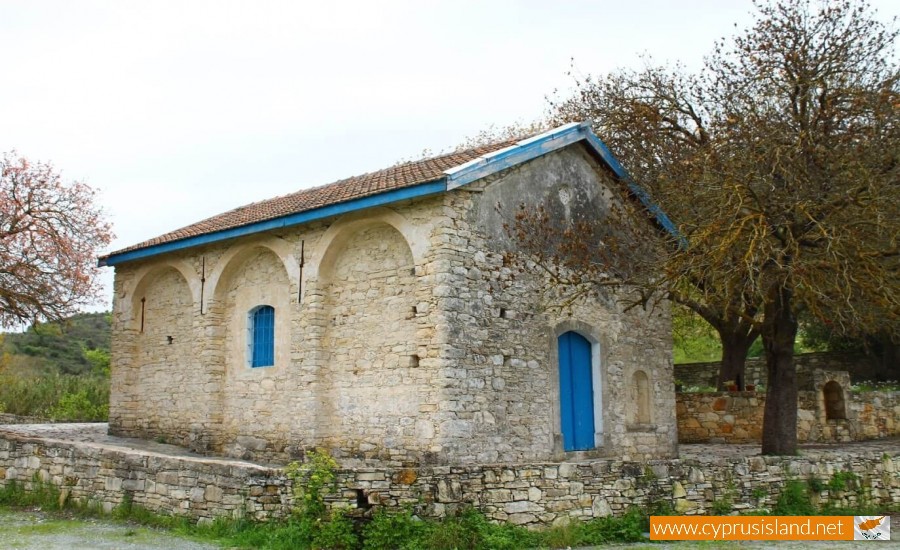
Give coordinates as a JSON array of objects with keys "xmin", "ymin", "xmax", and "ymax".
[{"xmin": 1, "ymin": 0, "xmax": 896, "ymax": 311}]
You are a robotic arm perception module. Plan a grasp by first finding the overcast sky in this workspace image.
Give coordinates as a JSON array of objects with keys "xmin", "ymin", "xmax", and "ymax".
[{"xmin": 1, "ymin": 1, "xmax": 896, "ymax": 311}]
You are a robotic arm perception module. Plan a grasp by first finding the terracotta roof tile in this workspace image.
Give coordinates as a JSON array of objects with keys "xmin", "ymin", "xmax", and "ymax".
[{"xmin": 107, "ymin": 138, "xmax": 519, "ymax": 257}]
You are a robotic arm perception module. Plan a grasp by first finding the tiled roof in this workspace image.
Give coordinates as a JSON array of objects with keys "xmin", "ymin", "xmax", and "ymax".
[{"xmin": 106, "ymin": 138, "xmax": 520, "ymax": 258}]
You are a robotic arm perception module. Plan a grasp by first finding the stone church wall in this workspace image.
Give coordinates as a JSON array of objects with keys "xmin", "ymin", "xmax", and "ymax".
[
  {"xmin": 108, "ymin": 144, "xmax": 675, "ymax": 465},
  {"xmin": 109, "ymin": 266, "xmax": 205, "ymax": 447},
  {"xmin": 429, "ymin": 146, "xmax": 676, "ymax": 462},
  {"xmin": 110, "ymin": 200, "xmax": 448, "ymax": 464}
]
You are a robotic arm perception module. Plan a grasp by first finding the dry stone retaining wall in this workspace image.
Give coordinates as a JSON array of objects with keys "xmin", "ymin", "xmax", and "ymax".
[
  {"xmin": 1, "ymin": 428, "xmax": 898, "ymax": 527},
  {"xmin": 677, "ymin": 389, "xmax": 900, "ymax": 444}
]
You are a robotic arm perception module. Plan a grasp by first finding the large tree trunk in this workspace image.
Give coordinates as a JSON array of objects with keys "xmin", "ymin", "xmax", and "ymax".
[
  {"xmin": 716, "ymin": 331, "xmax": 757, "ymax": 390},
  {"xmin": 872, "ymin": 332, "xmax": 900, "ymax": 381},
  {"xmin": 761, "ymin": 284, "xmax": 799, "ymax": 455}
]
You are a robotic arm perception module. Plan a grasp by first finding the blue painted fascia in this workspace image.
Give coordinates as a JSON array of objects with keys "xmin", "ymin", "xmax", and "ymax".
[
  {"xmin": 582, "ymin": 131, "xmax": 680, "ymax": 240},
  {"xmin": 99, "ymin": 180, "xmax": 447, "ymax": 267},
  {"xmin": 100, "ymin": 121, "xmax": 680, "ymax": 267},
  {"xmin": 445, "ymin": 122, "xmax": 585, "ymax": 189}
]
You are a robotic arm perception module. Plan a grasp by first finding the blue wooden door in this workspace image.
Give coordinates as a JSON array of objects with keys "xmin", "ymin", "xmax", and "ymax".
[{"xmin": 558, "ymin": 331, "xmax": 595, "ymax": 451}]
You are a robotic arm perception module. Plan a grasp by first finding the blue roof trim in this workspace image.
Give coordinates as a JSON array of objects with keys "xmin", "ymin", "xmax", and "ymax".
[
  {"xmin": 100, "ymin": 121, "xmax": 679, "ymax": 267},
  {"xmin": 99, "ymin": 180, "xmax": 447, "ymax": 266},
  {"xmin": 582, "ymin": 132, "xmax": 681, "ymax": 239},
  {"xmin": 445, "ymin": 122, "xmax": 584, "ymax": 189}
]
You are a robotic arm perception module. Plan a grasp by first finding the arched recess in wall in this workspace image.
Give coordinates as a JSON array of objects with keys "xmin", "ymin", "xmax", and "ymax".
[
  {"xmin": 318, "ymin": 220, "xmax": 421, "ymax": 448},
  {"xmin": 210, "ymin": 243, "xmax": 293, "ymax": 374},
  {"xmin": 823, "ymin": 380, "xmax": 847, "ymax": 420},
  {"xmin": 206, "ymin": 238, "xmax": 299, "ymax": 304},
  {"xmin": 126, "ymin": 260, "xmax": 198, "ymax": 323},
  {"xmin": 126, "ymin": 265, "xmax": 195, "ymax": 438},
  {"xmin": 310, "ymin": 207, "xmax": 426, "ymax": 279},
  {"xmin": 630, "ymin": 370, "xmax": 652, "ymax": 425}
]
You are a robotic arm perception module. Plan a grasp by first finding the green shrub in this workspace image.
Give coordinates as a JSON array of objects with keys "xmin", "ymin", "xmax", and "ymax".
[
  {"xmin": 0, "ymin": 371, "xmax": 109, "ymax": 420},
  {"xmin": 48, "ymin": 389, "xmax": 109, "ymax": 421},
  {"xmin": 83, "ymin": 348, "xmax": 110, "ymax": 377},
  {"xmin": 773, "ymin": 480, "xmax": 816, "ymax": 515},
  {"xmin": 363, "ymin": 507, "xmax": 428, "ymax": 550},
  {"xmin": 313, "ymin": 509, "xmax": 358, "ymax": 549},
  {"xmin": 578, "ymin": 507, "xmax": 645, "ymax": 544},
  {"xmin": 828, "ymin": 471, "xmax": 859, "ymax": 492},
  {"xmin": 807, "ymin": 476, "xmax": 825, "ymax": 494},
  {"xmin": 285, "ymin": 448, "xmax": 338, "ymax": 520},
  {"xmin": 0, "ymin": 476, "xmax": 62, "ymax": 510}
]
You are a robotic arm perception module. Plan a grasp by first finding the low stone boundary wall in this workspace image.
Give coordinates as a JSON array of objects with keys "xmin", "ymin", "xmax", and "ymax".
[
  {"xmin": 677, "ymin": 390, "xmax": 900, "ymax": 444},
  {"xmin": 675, "ymin": 352, "xmax": 874, "ymax": 388},
  {"xmin": 1, "ymin": 426, "xmax": 899, "ymax": 527}
]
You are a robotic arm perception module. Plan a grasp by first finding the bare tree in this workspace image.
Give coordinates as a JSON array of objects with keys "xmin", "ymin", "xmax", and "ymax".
[
  {"xmin": 514, "ymin": 0, "xmax": 898, "ymax": 454},
  {"xmin": 0, "ymin": 152, "xmax": 113, "ymax": 327}
]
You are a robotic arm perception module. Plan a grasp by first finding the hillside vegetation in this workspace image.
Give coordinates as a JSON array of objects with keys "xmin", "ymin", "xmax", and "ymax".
[{"xmin": 0, "ymin": 312, "xmax": 110, "ymax": 421}]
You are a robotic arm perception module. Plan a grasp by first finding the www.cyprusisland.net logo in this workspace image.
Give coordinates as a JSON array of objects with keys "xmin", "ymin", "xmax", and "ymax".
[{"xmin": 854, "ymin": 516, "xmax": 890, "ymax": 541}]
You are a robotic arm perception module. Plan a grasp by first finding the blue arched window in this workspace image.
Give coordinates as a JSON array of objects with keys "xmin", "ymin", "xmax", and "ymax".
[{"xmin": 248, "ymin": 305, "xmax": 275, "ymax": 368}]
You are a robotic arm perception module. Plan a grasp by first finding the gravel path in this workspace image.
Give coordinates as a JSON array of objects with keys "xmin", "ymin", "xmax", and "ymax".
[{"xmin": 0, "ymin": 509, "xmax": 220, "ymax": 550}]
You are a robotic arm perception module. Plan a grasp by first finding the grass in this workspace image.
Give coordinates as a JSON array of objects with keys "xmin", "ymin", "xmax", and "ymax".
[
  {"xmin": 850, "ymin": 380, "xmax": 900, "ymax": 393},
  {"xmin": 0, "ymin": 477, "xmax": 648, "ymax": 550}
]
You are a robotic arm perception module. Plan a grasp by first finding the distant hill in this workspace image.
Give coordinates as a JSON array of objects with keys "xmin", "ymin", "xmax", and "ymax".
[{"xmin": 2, "ymin": 312, "xmax": 111, "ymax": 375}]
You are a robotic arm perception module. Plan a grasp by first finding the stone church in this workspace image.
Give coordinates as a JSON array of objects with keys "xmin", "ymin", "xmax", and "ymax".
[{"xmin": 100, "ymin": 122, "xmax": 677, "ymax": 465}]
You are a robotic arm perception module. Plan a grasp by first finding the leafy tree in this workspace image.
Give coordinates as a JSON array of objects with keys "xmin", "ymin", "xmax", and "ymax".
[
  {"xmin": 0, "ymin": 153, "xmax": 113, "ymax": 327},
  {"xmin": 516, "ymin": 0, "xmax": 898, "ymax": 454}
]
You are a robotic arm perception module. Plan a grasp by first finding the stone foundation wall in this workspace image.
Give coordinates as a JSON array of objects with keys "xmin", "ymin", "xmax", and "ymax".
[
  {"xmin": 1, "ymin": 429, "xmax": 898, "ymax": 527},
  {"xmin": 677, "ymin": 389, "xmax": 900, "ymax": 444}
]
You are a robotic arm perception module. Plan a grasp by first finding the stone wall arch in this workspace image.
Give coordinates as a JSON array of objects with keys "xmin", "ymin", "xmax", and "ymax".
[
  {"xmin": 207, "ymin": 238, "xmax": 299, "ymax": 302},
  {"xmin": 209, "ymin": 243, "xmax": 294, "ymax": 457},
  {"xmin": 311, "ymin": 207, "xmax": 425, "ymax": 281},
  {"xmin": 213, "ymin": 246, "xmax": 292, "ymax": 373},
  {"xmin": 124, "ymin": 260, "xmax": 199, "ymax": 325},
  {"xmin": 317, "ymin": 221, "xmax": 423, "ymax": 459},
  {"xmin": 114, "ymin": 265, "xmax": 197, "ymax": 445}
]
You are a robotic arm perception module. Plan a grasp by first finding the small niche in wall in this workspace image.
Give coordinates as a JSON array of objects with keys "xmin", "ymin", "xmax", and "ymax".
[
  {"xmin": 409, "ymin": 354, "xmax": 420, "ymax": 368},
  {"xmin": 823, "ymin": 381, "xmax": 847, "ymax": 420},
  {"xmin": 629, "ymin": 370, "xmax": 652, "ymax": 427},
  {"xmin": 354, "ymin": 489, "xmax": 372, "ymax": 510}
]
